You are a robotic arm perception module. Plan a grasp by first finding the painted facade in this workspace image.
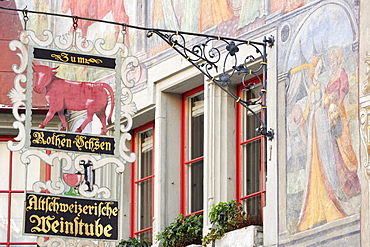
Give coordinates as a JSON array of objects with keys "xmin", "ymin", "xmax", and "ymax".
[{"xmin": 0, "ymin": 0, "xmax": 367, "ymax": 246}]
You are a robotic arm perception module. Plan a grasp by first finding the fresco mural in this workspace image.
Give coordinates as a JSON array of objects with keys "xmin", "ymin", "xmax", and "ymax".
[
  {"xmin": 149, "ymin": 0, "xmax": 271, "ymax": 55},
  {"xmin": 237, "ymin": 0, "xmax": 267, "ymax": 29},
  {"xmin": 285, "ymin": 3, "xmax": 360, "ymax": 234},
  {"xmin": 270, "ymin": 0, "xmax": 304, "ymax": 14},
  {"xmin": 61, "ymin": 0, "xmax": 129, "ymax": 44}
]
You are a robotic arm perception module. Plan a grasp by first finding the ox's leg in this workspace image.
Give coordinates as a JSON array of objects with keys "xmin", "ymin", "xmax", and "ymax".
[
  {"xmin": 75, "ymin": 111, "xmax": 94, "ymax": 133},
  {"xmin": 96, "ymin": 108, "xmax": 108, "ymax": 135},
  {"xmin": 57, "ymin": 110, "xmax": 68, "ymax": 131},
  {"xmin": 39, "ymin": 110, "xmax": 56, "ymax": 129}
]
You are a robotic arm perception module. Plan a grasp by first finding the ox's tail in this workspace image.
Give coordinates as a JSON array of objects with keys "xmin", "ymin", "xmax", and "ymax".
[{"xmin": 102, "ymin": 83, "xmax": 115, "ymax": 125}]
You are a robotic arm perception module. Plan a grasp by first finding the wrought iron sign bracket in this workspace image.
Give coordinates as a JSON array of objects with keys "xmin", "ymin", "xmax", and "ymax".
[{"xmin": 147, "ymin": 30, "xmax": 275, "ymax": 140}]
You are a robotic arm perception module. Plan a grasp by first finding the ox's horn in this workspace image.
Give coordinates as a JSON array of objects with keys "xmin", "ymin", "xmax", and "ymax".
[
  {"xmin": 52, "ymin": 66, "xmax": 59, "ymax": 71},
  {"xmin": 32, "ymin": 61, "xmax": 40, "ymax": 66}
]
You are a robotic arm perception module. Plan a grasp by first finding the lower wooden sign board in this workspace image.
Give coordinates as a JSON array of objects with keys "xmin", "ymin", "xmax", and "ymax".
[{"xmin": 23, "ymin": 192, "xmax": 119, "ymax": 240}]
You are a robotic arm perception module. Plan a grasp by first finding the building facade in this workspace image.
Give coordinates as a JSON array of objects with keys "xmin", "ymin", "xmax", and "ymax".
[{"xmin": 0, "ymin": 0, "xmax": 368, "ymax": 246}]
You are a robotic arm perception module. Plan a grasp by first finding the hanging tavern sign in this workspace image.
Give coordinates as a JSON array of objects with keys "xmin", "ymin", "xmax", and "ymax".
[
  {"xmin": 8, "ymin": 28, "xmax": 140, "ymax": 245},
  {"xmin": 24, "ymin": 192, "xmax": 119, "ymax": 240}
]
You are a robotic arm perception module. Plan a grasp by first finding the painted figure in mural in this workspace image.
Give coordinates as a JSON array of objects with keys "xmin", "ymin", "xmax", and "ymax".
[
  {"xmin": 151, "ymin": 0, "xmax": 180, "ymax": 54},
  {"xmin": 296, "ymin": 56, "xmax": 347, "ymax": 232},
  {"xmin": 324, "ymin": 48, "xmax": 360, "ymax": 199},
  {"xmin": 150, "ymin": 0, "xmax": 235, "ymax": 54},
  {"xmin": 198, "ymin": 0, "xmax": 235, "ymax": 32},
  {"xmin": 270, "ymin": 0, "xmax": 304, "ymax": 14},
  {"xmin": 152, "ymin": 0, "xmax": 180, "ymax": 31},
  {"xmin": 61, "ymin": 0, "xmax": 129, "ymax": 43},
  {"xmin": 237, "ymin": 0, "xmax": 267, "ymax": 29},
  {"xmin": 32, "ymin": 64, "xmax": 115, "ymax": 135}
]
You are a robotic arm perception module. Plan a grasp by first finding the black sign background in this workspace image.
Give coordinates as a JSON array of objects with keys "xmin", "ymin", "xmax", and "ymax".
[
  {"xmin": 24, "ymin": 192, "xmax": 119, "ymax": 240},
  {"xmin": 34, "ymin": 48, "xmax": 116, "ymax": 69},
  {"xmin": 30, "ymin": 129, "xmax": 115, "ymax": 155}
]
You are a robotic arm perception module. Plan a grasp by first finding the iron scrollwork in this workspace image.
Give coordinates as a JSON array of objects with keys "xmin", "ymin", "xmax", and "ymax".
[{"xmin": 147, "ymin": 30, "xmax": 275, "ymax": 140}]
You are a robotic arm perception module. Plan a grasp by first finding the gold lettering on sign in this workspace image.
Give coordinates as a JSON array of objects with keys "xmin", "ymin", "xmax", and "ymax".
[
  {"xmin": 28, "ymin": 215, "xmax": 113, "ymax": 237},
  {"xmin": 73, "ymin": 135, "xmax": 112, "ymax": 152},
  {"xmin": 51, "ymin": 53, "xmax": 69, "ymax": 62},
  {"xmin": 50, "ymin": 52, "xmax": 103, "ymax": 65},
  {"xmin": 32, "ymin": 132, "xmax": 71, "ymax": 148},
  {"xmin": 29, "ymin": 215, "xmax": 56, "ymax": 233},
  {"xmin": 26, "ymin": 195, "xmax": 118, "ymax": 218},
  {"xmin": 31, "ymin": 131, "xmax": 112, "ymax": 153},
  {"xmin": 25, "ymin": 194, "xmax": 118, "ymax": 238}
]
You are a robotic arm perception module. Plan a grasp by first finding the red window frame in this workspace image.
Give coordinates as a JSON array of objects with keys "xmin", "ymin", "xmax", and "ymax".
[
  {"xmin": 0, "ymin": 136, "xmax": 51, "ymax": 246},
  {"xmin": 180, "ymin": 85, "xmax": 204, "ymax": 216},
  {"xmin": 235, "ymin": 79, "xmax": 266, "ymax": 221},
  {"xmin": 130, "ymin": 122, "xmax": 155, "ymax": 239}
]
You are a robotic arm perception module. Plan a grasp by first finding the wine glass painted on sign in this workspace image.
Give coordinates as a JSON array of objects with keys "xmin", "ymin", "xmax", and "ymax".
[{"xmin": 63, "ymin": 172, "xmax": 83, "ymax": 196}]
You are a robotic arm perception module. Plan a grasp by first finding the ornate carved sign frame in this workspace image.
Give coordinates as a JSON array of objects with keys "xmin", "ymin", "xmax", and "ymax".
[{"xmin": 8, "ymin": 29, "xmax": 138, "ymax": 245}]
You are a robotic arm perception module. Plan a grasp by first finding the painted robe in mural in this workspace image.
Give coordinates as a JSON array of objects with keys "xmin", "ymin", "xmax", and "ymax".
[
  {"xmin": 297, "ymin": 69, "xmax": 346, "ymax": 232},
  {"xmin": 324, "ymin": 67, "xmax": 360, "ymax": 198},
  {"xmin": 237, "ymin": 0, "xmax": 267, "ymax": 29},
  {"xmin": 198, "ymin": 0, "xmax": 234, "ymax": 32}
]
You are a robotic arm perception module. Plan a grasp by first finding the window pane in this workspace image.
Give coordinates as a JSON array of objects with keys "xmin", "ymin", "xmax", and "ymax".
[
  {"xmin": 0, "ymin": 142, "xmax": 10, "ymax": 190},
  {"xmin": 0, "ymin": 194, "xmax": 8, "ymax": 242},
  {"xmin": 188, "ymin": 160, "xmax": 204, "ymax": 213},
  {"xmin": 9, "ymin": 245, "xmax": 37, "ymax": 247},
  {"xmin": 10, "ymin": 193, "xmax": 23, "ymax": 242},
  {"xmin": 242, "ymin": 195, "xmax": 261, "ymax": 220},
  {"xmin": 242, "ymin": 140, "xmax": 261, "ymax": 195},
  {"xmin": 138, "ymin": 149, "xmax": 152, "ymax": 180},
  {"xmin": 8, "ymin": 245, "xmax": 37, "ymax": 247},
  {"xmin": 137, "ymin": 230, "xmax": 152, "ymax": 244},
  {"xmin": 10, "ymin": 194, "xmax": 36, "ymax": 243},
  {"xmin": 189, "ymin": 93, "xmax": 204, "ymax": 160},
  {"xmin": 134, "ymin": 126, "xmax": 154, "ymax": 239},
  {"xmin": 242, "ymin": 87, "xmax": 261, "ymax": 140},
  {"xmin": 137, "ymin": 179, "xmax": 152, "ymax": 230},
  {"xmin": 238, "ymin": 82, "xmax": 265, "ymax": 220},
  {"xmin": 137, "ymin": 129, "xmax": 153, "ymax": 180},
  {"xmin": 12, "ymin": 153, "xmax": 41, "ymax": 191},
  {"xmin": 243, "ymin": 113, "xmax": 261, "ymax": 140},
  {"xmin": 186, "ymin": 92, "xmax": 204, "ymax": 214}
]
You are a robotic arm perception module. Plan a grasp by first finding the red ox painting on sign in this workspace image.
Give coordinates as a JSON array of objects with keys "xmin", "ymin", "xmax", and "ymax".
[{"xmin": 32, "ymin": 64, "xmax": 115, "ymax": 135}]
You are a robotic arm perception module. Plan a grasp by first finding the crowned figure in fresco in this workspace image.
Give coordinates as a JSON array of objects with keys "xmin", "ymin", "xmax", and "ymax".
[{"xmin": 296, "ymin": 56, "xmax": 346, "ymax": 232}]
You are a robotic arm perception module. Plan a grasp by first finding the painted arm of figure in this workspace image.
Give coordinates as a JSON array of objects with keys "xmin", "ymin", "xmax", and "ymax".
[
  {"xmin": 296, "ymin": 97, "xmax": 309, "ymax": 143},
  {"xmin": 292, "ymin": 103, "xmax": 308, "ymax": 143},
  {"xmin": 324, "ymin": 90, "xmax": 331, "ymax": 110},
  {"xmin": 302, "ymin": 95, "xmax": 310, "ymax": 123},
  {"xmin": 339, "ymin": 68, "xmax": 349, "ymax": 103}
]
